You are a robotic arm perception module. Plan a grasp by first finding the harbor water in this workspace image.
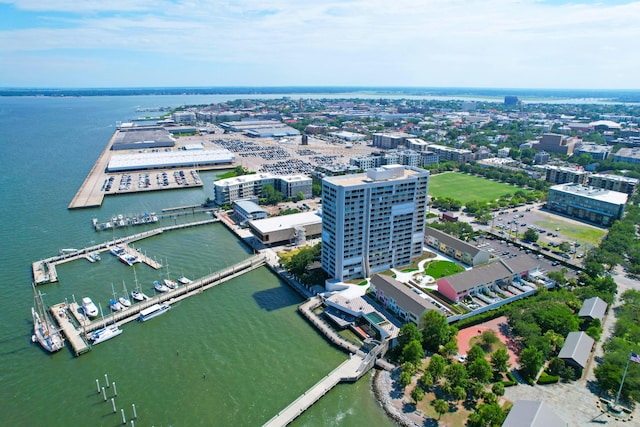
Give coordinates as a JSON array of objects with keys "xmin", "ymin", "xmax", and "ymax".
[{"xmin": 0, "ymin": 95, "xmax": 396, "ymax": 426}]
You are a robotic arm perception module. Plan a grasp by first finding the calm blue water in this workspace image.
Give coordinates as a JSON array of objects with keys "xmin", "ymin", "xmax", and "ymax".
[{"xmin": 0, "ymin": 95, "xmax": 396, "ymax": 426}]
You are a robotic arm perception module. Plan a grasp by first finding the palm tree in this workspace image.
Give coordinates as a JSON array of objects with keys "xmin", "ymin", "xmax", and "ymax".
[{"xmin": 434, "ymin": 399, "xmax": 448, "ymax": 419}]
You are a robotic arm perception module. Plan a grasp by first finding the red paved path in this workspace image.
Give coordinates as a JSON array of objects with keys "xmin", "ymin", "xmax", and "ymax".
[{"xmin": 457, "ymin": 315, "xmax": 520, "ymax": 368}]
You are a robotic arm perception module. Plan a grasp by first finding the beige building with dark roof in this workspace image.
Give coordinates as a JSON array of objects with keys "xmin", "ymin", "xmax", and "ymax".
[
  {"xmin": 424, "ymin": 227, "xmax": 491, "ymax": 266},
  {"xmin": 370, "ymin": 274, "xmax": 442, "ymax": 327}
]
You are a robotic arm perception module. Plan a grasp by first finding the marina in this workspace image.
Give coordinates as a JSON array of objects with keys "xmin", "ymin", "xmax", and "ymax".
[
  {"xmin": 46, "ymin": 254, "xmax": 267, "ymax": 356},
  {"xmin": 5, "ymin": 94, "xmax": 395, "ymax": 427}
]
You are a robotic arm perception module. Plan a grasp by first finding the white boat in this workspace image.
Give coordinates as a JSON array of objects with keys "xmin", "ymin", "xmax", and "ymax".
[
  {"xmin": 31, "ymin": 286, "xmax": 65, "ymax": 353},
  {"xmin": 88, "ymin": 324, "xmax": 122, "ymax": 345},
  {"xmin": 119, "ymin": 295, "xmax": 132, "ymax": 307},
  {"xmin": 119, "ymin": 253, "xmax": 140, "ymax": 266},
  {"xmin": 81, "ymin": 297, "xmax": 99, "ymax": 318},
  {"xmin": 109, "ymin": 299, "xmax": 124, "ymax": 312},
  {"xmin": 163, "ymin": 278, "xmax": 177, "ymax": 289},
  {"xmin": 131, "ymin": 290, "xmax": 150, "ymax": 301},
  {"xmin": 138, "ymin": 303, "xmax": 171, "ymax": 322},
  {"xmin": 178, "ymin": 276, "xmax": 192, "ymax": 285},
  {"xmin": 153, "ymin": 280, "xmax": 170, "ymax": 293},
  {"xmin": 119, "ymin": 282, "xmax": 132, "ymax": 307},
  {"xmin": 90, "ymin": 253, "xmax": 101, "ymax": 262},
  {"xmin": 110, "ymin": 246, "xmax": 125, "ymax": 256}
]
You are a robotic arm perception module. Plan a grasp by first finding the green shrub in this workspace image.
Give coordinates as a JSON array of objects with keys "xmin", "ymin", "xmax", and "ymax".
[{"xmin": 537, "ymin": 372, "xmax": 560, "ymax": 385}]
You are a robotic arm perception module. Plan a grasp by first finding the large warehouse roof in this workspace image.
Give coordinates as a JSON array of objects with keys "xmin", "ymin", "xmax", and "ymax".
[
  {"xmin": 107, "ymin": 149, "xmax": 235, "ymax": 172},
  {"xmin": 111, "ymin": 126, "xmax": 175, "ymax": 150}
]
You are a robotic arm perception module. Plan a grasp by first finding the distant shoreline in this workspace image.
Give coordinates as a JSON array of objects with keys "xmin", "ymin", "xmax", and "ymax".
[{"xmin": 1, "ymin": 86, "xmax": 640, "ymax": 103}]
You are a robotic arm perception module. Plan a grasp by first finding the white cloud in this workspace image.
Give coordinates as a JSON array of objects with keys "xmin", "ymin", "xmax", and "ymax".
[{"xmin": 1, "ymin": 0, "xmax": 639, "ymax": 87}]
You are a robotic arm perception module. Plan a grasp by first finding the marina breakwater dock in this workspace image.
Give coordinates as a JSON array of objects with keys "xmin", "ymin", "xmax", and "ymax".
[
  {"xmin": 32, "ymin": 218, "xmax": 220, "ymax": 285},
  {"xmin": 50, "ymin": 254, "xmax": 267, "ymax": 356}
]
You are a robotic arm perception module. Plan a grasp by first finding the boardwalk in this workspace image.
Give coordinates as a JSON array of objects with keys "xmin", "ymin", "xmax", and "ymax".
[{"xmin": 262, "ymin": 354, "xmax": 366, "ymax": 427}]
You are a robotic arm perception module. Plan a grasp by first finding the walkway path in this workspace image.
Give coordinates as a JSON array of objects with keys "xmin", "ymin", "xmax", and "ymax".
[{"xmin": 262, "ymin": 354, "xmax": 366, "ymax": 427}]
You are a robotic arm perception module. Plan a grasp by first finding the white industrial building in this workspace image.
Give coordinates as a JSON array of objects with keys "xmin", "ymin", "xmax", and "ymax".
[
  {"xmin": 248, "ymin": 211, "xmax": 322, "ymax": 246},
  {"xmin": 107, "ymin": 149, "xmax": 235, "ymax": 172}
]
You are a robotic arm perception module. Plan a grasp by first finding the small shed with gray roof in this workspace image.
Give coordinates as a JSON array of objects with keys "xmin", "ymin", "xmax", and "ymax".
[
  {"xmin": 502, "ymin": 400, "xmax": 567, "ymax": 427},
  {"xmin": 558, "ymin": 331, "xmax": 595, "ymax": 370},
  {"xmin": 578, "ymin": 296, "xmax": 607, "ymax": 323}
]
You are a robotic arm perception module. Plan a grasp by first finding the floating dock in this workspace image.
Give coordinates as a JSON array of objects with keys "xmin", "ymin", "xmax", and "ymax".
[{"xmin": 32, "ymin": 218, "xmax": 219, "ymax": 285}]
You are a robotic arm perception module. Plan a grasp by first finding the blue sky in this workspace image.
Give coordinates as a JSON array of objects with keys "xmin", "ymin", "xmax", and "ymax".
[{"xmin": 1, "ymin": 0, "xmax": 639, "ymax": 89}]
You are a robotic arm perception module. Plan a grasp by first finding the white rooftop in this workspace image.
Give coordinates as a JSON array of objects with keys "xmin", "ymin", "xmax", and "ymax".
[
  {"xmin": 107, "ymin": 149, "xmax": 234, "ymax": 171},
  {"xmin": 550, "ymin": 183, "xmax": 629, "ymax": 205},
  {"xmin": 249, "ymin": 211, "xmax": 321, "ymax": 234}
]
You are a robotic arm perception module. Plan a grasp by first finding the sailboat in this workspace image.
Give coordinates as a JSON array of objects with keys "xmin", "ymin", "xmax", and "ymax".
[
  {"xmin": 178, "ymin": 268, "xmax": 192, "ymax": 285},
  {"xmin": 109, "ymin": 283, "xmax": 124, "ymax": 311},
  {"xmin": 31, "ymin": 283, "xmax": 65, "ymax": 353},
  {"xmin": 119, "ymin": 281, "xmax": 132, "ymax": 308},
  {"xmin": 130, "ymin": 267, "xmax": 150, "ymax": 301},
  {"xmin": 163, "ymin": 260, "xmax": 177, "ymax": 289}
]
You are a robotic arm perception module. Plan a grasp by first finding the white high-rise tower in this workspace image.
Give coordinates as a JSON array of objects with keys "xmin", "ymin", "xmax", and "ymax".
[{"xmin": 321, "ymin": 165, "xmax": 429, "ymax": 281}]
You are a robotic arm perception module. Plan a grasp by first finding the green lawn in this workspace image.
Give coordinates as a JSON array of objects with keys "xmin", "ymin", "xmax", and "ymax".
[
  {"xmin": 425, "ymin": 260, "xmax": 465, "ymax": 279},
  {"xmin": 533, "ymin": 219, "xmax": 607, "ymax": 246},
  {"xmin": 429, "ymin": 172, "xmax": 529, "ymax": 204}
]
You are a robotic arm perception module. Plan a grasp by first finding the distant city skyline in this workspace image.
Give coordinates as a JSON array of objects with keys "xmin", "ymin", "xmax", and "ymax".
[{"xmin": 1, "ymin": 0, "xmax": 639, "ymax": 89}]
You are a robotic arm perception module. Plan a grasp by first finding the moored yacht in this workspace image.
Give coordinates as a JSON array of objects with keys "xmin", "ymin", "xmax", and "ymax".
[
  {"xmin": 88, "ymin": 324, "xmax": 122, "ymax": 345},
  {"xmin": 153, "ymin": 280, "xmax": 170, "ymax": 293},
  {"xmin": 138, "ymin": 303, "xmax": 171, "ymax": 322},
  {"xmin": 131, "ymin": 290, "xmax": 150, "ymax": 301},
  {"xmin": 81, "ymin": 297, "xmax": 99, "ymax": 318},
  {"xmin": 32, "ymin": 285, "xmax": 65, "ymax": 353},
  {"xmin": 178, "ymin": 276, "xmax": 192, "ymax": 285},
  {"xmin": 109, "ymin": 298, "xmax": 124, "ymax": 312},
  {"xmin": 163, "ymin": 278, "xmax": 177, "ymax": 289}
]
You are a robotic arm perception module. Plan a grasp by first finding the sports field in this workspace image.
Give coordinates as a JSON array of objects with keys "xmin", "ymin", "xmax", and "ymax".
[{"xmin": 429, "ymin": 172, "xmax": 529, "ymax": 204}]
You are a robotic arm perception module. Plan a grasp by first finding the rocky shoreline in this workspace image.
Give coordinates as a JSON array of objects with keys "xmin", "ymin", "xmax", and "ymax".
[{"xmin": 372, "ymin": 369, "xmax": 425, "ymax": 427}]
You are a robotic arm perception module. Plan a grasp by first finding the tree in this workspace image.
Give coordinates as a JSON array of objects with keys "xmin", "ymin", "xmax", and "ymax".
[
  {"xmin": 519, "ymin": 347, "xmax": 544, "ymax": 380},
  {"xmin": 422, "ymin": 310, "xmax": 455, "ymax": 351},
  {"xmin": 468, "ymin": 358, "xmax": 493, "ymax": 384},
  {"xmin": 427, "ymin": 354, "xmax": 446, "ymax": 380},
  {"xmin": 453, "ymin": 385, "xmax": 466, "ymax": 403},
  {"xmin": 548, "ymin": 357, "xmax": 566, "ymax": 377},
  {"xmin": 491, "ymin": 348, "xmax": 509, "ymax": 375},
  {"xmin": 398, "ymin": 322, "xmax": 422, "ymax": 349},
  {"xmin": 441, "ymin": 337, "xmax": 459, "ymax": 357},
  {"xmin": 444, "ymin": 362, "xmax": 468, "ymax": 389},
  {"xmin": 411, "ymin": 386, "xmax": 425, "ymax": 404},
  {"xmin": 467, "ymin": 403, "xmax": 506, "ymax": 427},
  {"xmin": 433, "ymin": 399, "xmax": 449, "ymax": 419},
  {"xmin": 401, "ymin": 340, "xmax": 425, "ymax": 366},
  {"xmin": 467, "ymin": 344, "xmax": 486, "ymax": 364},
  {"xmin": 492, "ymin": 382, "xmax": 505, "ymax": 397},
  {"xmin": 418, "ymin": 371, "xmax": 433, "ymax": 390},
  {"xmin": 523, "ymin": 228, "xmax": 539, "ymax": 242},
  {"xmin": 399, "ymin": 370, "xmax": 412, "ymax": 388},
  {"xmin": 479, "ymin": 330, "xmax": 500, "ymax": 350}
]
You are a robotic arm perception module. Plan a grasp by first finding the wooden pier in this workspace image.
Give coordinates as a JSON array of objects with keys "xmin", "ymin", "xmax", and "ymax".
[
  {"xmin": 262, "ymin": 354, "xmax": 367, "ymax": 427},
  {"xmin": 50, "ymin": 303, "xmax": 91, "ymax": 356},
  {"xmin": 47, "ymin": 255, "xmax": 267, "ymax": 356},
  {"xmin": 32, "ymin": 218, "xmax": 219, "ymax": 285}
]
